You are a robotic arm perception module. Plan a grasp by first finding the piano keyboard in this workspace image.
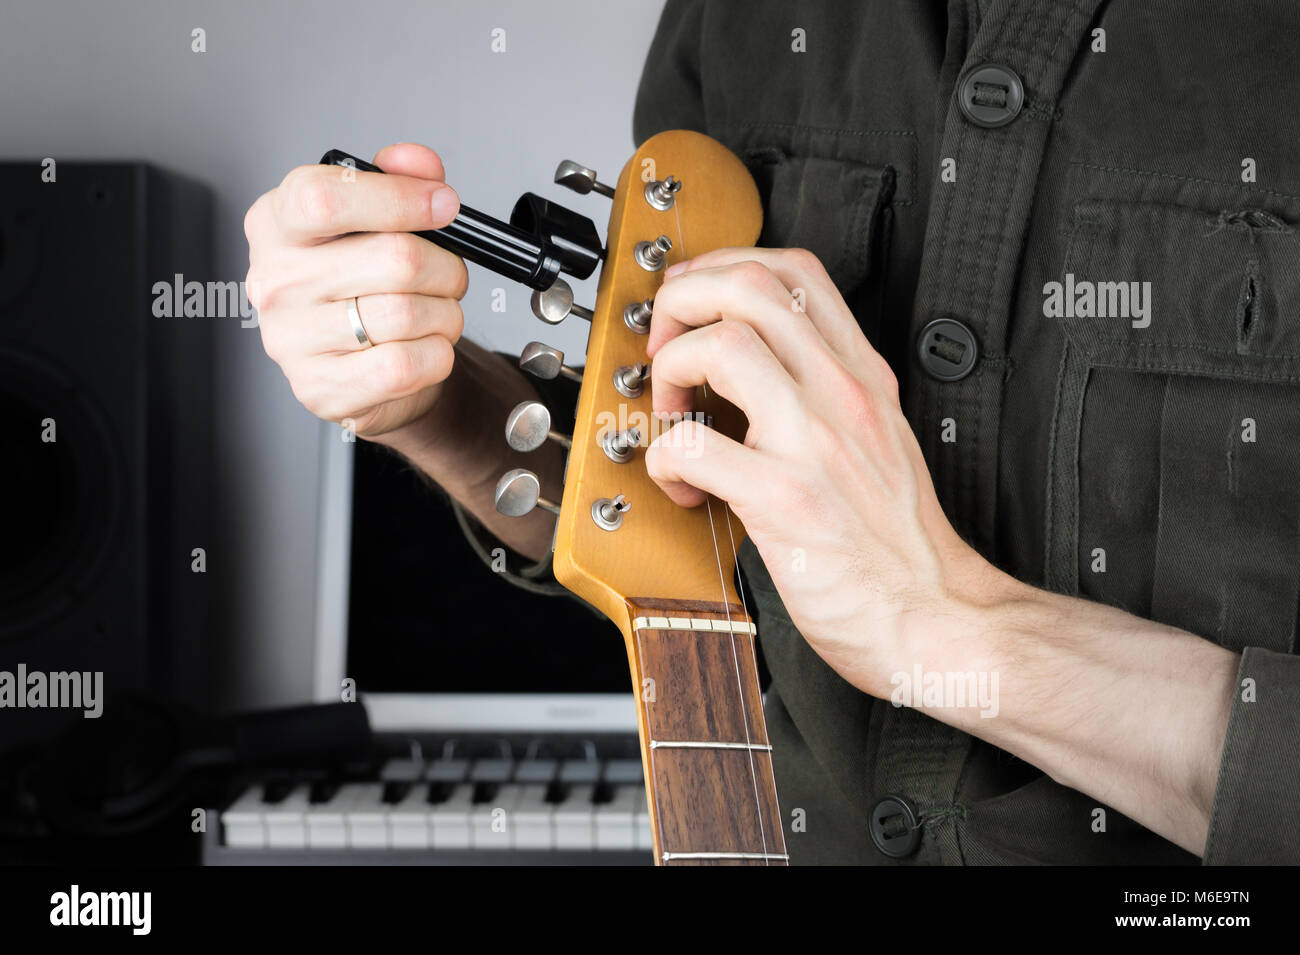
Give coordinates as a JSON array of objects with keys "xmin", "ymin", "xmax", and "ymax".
[{"xmin": 205, "ymin": 747, "xmax": 654, "ymax": 865}]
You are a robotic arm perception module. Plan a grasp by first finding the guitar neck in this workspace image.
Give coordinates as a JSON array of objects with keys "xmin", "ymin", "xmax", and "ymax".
[{"xmin": 621, "ymin": 597, "xmax": 788, "ymax": 865}]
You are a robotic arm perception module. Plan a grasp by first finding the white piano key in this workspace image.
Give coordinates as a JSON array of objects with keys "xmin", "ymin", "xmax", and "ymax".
[
  {"xmin": 469, "ymin": 758, "xmax": 513, "ymax": 783},
  {"xmin": 511, "ymin": 784, "xmax": 556, "ymax": 850},
  {"xmin": 635, "ymin": 788, "xmax": 654, "ymax": 852},
  {"xmin": 429, "ymin": 784, "xmax": 475, "ymax": 850},
  {"xmin": 553, "ymin": 783, "xmax": 596, "ymax": 850},
  {"xmin": 472, "ymin": 783, "xmax": 521, "ymax": 849},
  {"xmin": 306, "ymin": 784, "xmax": 352, "ymax": 849},
  {"xmin": 514, "ymin": 759, "xmax": 558, "ymax": 783},
  {"xmin": 344, "ymin": 782, "xmax": 389, "ymax": 849},
  {"xmin": 559, "ymin": 760, "xmax": 601, "ymax": 784},
  {"xmin": 387, "ymin": 785, "xmax": 432, "ymax": 850},
  {"xmin": 221, "ymin": 785, "xmax": 268, "ymax": 849},
  {"xmin": 263, "ymin": 784, "xmax": 311, "ymax": 849},
  {"xmin": 425, "ymin": 758, "xmax": 469, "ymax": 783},
  {"xmin": 595, "ymin": 785, "xmax": 640, "ymax": 851},
  {"xmin": 603, "ymin": 759, "xmax": 644, "ymax": 785},
  {"xmin": 379, "ymin": 757, "xmax": 426, "ymax": 782}
]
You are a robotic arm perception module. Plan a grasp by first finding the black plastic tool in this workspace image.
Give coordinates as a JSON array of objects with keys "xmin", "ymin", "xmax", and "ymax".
[{"xmin": 319, "ymin": 149, "xmax": 603, "ymax": 291}]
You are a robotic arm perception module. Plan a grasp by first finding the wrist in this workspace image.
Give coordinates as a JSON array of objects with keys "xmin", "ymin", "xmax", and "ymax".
[
  {"xmin": 877, "ymin": 551, "xmax": 1033, "ymax": 721},
  {"xmin": 367, "ymin": 360, "xmax": 498, "ymax": 498}
]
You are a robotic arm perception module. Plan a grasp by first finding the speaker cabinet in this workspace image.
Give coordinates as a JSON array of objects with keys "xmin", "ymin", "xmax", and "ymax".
[{"xmin": 0, "ymin": 161, "xmax": 212, "ymax": 745}]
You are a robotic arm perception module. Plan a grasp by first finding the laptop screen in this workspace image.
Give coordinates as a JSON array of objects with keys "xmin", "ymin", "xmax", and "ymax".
[{"xmin": 344, "ymin": 439, "xmax": 631, "ymax": 696}]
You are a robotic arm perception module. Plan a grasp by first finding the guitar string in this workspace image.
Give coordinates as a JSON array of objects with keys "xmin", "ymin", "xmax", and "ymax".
[
  {"xmin": 721, "ymin": 503, "xmax": 786, "ymax": 854},
  {"xmin": 671, "ymin": 197, "xmax": 771, "ymax": 865}
]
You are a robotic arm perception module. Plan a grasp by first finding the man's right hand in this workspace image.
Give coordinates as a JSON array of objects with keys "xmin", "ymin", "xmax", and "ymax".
[
  {"xmin": 243, "ymin": 142, "xmax": 564, "ymax": 563},
  {"xmin": 243, "ymin": 143, "xmax": 467, "ymax": 439}
]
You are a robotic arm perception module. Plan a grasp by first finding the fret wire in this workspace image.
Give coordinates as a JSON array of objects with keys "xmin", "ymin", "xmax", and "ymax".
[
  {"xmin": 662, "ymin": 851, "xmax": 791, "ymax": 863},
  {"xmin": 649, "ymin": 740, "xmax": 774, "ymax": 751}
]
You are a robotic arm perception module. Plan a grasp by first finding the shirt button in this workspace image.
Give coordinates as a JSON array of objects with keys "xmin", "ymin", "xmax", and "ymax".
[
  {"xmin": 957, "ymin": 63, "xmax": 1024, "ymax": 128},
  {"xmin": 869, "ymin": 794, "xmax": 922, "ymax": 858},
  {"xmin": 917, "ymin": 317, "xmax": 979, "ymax": 381}
]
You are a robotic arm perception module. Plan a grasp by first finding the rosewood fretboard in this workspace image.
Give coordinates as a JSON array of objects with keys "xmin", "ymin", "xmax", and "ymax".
[{"xmin": 623, "ymin": 597, "xmax": 788, "ymax": 865}]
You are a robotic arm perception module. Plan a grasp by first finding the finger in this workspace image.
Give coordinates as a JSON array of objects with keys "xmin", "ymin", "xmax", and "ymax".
[
  {"xmin": 663, "ymin": 246, "xmax": 872, "ymax": 370},
  {"xmin": 649, "ymin": 320, "xmax": 801, "ymax": 443},
  {"xmin": 372, "ymin": 142, "xmax": 447, "ymax": 181},
  {"xmin": 271, "ymin": 162, "xmax": 460, "ymax": 244},
  {"xmin": 645, "ymin": 419, "xmax": 765, "ymax": 509},
  {"xmin": 263, "ymin": 294, "xmax": 464, "ymax": 359},
  {"xmin": 648, "ymin": 264, "xmax": 835, "ymax": 386},
  {"xmin": 300, "ymin": 335, "xmax": 457, "ymax": 421},
  {"xmin": 295, "ymin": 229, "xmax": 470, "ymax": 303}
]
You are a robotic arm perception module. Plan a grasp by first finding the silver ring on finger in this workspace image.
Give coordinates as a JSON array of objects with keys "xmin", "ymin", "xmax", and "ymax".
[{"xmin": 347, "ymin": 296, "xmax": 372, "ymax": 346}]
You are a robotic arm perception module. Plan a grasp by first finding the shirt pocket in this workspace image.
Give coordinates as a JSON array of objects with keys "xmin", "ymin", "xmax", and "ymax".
[
  {"xmin": 742, "ymin": 147, "xmax": 895, "ymax": 301},
  {"xmin": 1044, "ymin": 198, "xmax": 1300, "ymax": 654}
]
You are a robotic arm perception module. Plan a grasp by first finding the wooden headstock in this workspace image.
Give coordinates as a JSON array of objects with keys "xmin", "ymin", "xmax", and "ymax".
[{"xmin": 552, "ymin": 130, "xmax": 763, "ymax": 638}]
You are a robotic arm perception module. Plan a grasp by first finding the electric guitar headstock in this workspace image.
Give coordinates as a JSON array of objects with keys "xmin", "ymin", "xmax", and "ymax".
[{"xmin": 498, "ymin": 130, "xmax": 762, "ymax": 630}]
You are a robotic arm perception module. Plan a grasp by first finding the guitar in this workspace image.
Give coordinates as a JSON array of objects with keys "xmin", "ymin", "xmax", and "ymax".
[
  {"xmin": 523, "ymin": 130, "xmax": 785, "ymax": 866},
  {"xmin": 323, "ymin": 130, "xmax": 787, "ymax": 866}
]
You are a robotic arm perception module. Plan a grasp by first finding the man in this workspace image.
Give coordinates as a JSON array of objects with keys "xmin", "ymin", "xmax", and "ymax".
[{"xmin": 243, "ymin": 1, "xmax": 1300, "ymax": 864}]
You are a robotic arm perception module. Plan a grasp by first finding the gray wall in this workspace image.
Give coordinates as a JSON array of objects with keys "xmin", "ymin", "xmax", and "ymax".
[{"xmin": 0, "ymin": 0, "xmax": 666, "ymax": 708}]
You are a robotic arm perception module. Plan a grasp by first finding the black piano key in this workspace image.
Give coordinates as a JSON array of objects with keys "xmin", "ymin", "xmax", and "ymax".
[
  {"xmin": 261, "ymin": 779, "xmax": 294, "ymax": 804},
  {"xmin": 381, "ymin": 781, "xmax": 411, "ymax": 804},
  {"xmin": 471, "ymin": 782, "xmax": 499, "ymax": 804},
  {"xmin": 308, "ymin": 780, "xmax": 340, "ymax": 804}
]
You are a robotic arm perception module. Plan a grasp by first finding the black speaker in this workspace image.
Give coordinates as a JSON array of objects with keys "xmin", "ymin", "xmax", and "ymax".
[{"xmin": 0, "ymin": 161, "xmax": 213, "ymax": 746}]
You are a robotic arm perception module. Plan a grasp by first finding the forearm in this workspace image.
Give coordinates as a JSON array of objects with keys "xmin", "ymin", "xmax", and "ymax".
[
  {"xmin": 370, "ymin": 338, "xmax": 564, "ymax": 562},
  {"xmin": 893, "ymin": 570, "xmax": 1238, "ymax": 856}
]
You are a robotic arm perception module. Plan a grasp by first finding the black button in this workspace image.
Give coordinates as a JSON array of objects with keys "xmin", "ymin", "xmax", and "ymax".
[
  {"xmin": 869, "ymin": 795, "xmax": 922, "ymax": 858},
  {"xmin": 957, "ymin": 63, "xmax": 1024, "ymax": 128},
  {"xmin": 917, "ymin": 317, "xmax": 978, "ymax": 381}
]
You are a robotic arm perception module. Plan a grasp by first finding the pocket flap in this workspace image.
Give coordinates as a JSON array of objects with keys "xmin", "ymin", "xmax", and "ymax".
[
  {"xmin": 745, "ymin": 148, "xmax": 894, "ymax": 294},
  {"xmin": 1058, "ymin": 199, "xmax": 1300, "ymax": 382}
]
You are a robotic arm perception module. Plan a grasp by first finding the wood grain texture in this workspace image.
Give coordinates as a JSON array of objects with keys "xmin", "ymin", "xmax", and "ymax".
[{"xmin": 628, "ymin": 599, "xmax": 787, "ymax": 866}]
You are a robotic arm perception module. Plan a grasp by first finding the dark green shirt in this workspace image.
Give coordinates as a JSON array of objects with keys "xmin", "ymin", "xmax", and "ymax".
[{"xmin": 462, "ymin": 0, "xmax": 1300, "ymax": 864}]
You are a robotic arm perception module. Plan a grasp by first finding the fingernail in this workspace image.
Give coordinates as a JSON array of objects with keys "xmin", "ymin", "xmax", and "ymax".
[
  {"xmin": 664, "ymin": 261, "xmax": 686, "ymax": 279},
  {"xmin": 431, "ymin": 186, "xmax": 459, "ymax": 224}
]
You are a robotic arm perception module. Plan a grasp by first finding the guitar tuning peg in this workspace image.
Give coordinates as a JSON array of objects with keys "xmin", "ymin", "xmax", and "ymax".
[
  {"xmin": 623, "ymin": 297, "xmax": 653, "ymax": 334},
  {"xmin": 494, "ymin": 468, "xmax": 560, "ymax": 517},
  {"xmin": 634, "ymin": 235, "xmax": 673, "ymax": 272},
  {"xmin": 506, "ymin": 400, "xmax": 572, "ymax": 452},
  {"xmin": 554, "ymin": 160, "xmax": 616, "ymax": 199},
  {"xmin": 531, "ymin": 277, "xmax": 594, "ymax": 325},
  {"xmin": 519, "ymin": 342, "xmax": 583, "ymax": 383},
  {"xmin": 643, "ymin": 175, "xmax": 682, "ymax": 211},
  {"xmin": 591, "ymin": 494, "xmax": 630, "ymax": 531},
  {"xmin": 612, "ymin": 362, "xmax": 650, "ymax": 399}
]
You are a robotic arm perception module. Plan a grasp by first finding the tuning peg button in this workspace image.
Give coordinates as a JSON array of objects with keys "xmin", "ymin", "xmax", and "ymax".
[
  {"xmin": 554, "ymin": 160, "xmax": 616, "ymax": 198},
  {"xmin": 519, "ymin": 342, "xmax": 583, "ymax": 383},
  {"xmin": 495, "ymin": 468, "xmax": 560, "ymax": 517},
  {"xmin": 531, "ymin": 277, "xmax": 594, "ymax": 325},
  {"xmin": 506, "ymin": 400, "xmax": 572, "ymax": 452}
]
